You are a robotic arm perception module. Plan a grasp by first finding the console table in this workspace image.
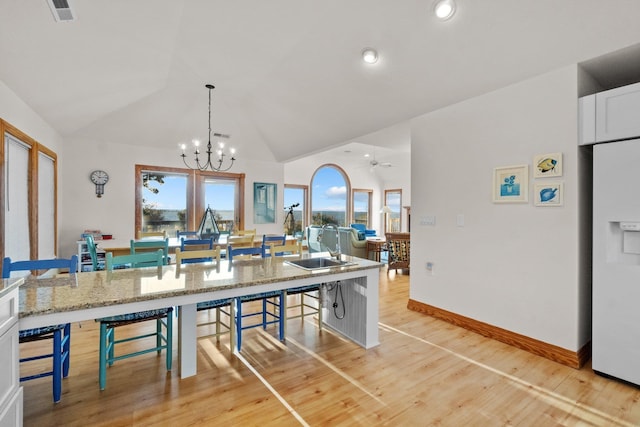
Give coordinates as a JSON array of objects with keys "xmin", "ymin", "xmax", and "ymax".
[{"xmin": 366, "ymin": 239, "xmax": 387, "ymax": 262}]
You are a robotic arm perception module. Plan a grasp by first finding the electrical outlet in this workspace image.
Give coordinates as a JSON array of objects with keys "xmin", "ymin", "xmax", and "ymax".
[{"xmin": 426, "ymin": 261, "xmax": 434, "ymax": 275}]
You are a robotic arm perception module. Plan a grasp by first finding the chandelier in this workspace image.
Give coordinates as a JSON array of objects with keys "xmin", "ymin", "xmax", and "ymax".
[{"xmin": 180, "ymin": 84, "xmax": 236, "ymax": 172}]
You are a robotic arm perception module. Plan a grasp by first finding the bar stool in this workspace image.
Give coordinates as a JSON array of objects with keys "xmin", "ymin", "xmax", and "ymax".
[
  {"xmin": 96, "ymin": 250, "xmax": 172, "ymax": 390},
  {"xmin": 2, "ymin": 256, "xmax": 78, "ymax": 403}
]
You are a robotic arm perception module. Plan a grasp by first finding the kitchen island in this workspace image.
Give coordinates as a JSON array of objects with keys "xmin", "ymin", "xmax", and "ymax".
[{"xmin": 18, "ymin": 252, "xmax": 382, "ymax": 379}]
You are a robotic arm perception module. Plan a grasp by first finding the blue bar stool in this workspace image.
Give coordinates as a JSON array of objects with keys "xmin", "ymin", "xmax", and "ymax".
[{"xmin": 2, "ymin": 255, "xmax": 78, "ymax": 403}]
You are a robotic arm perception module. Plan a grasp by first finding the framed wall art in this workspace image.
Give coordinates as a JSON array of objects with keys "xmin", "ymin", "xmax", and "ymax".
[
  {"xmin": 492, "ymin": 165, "xmax": 529, "ymax": 203},
  {"xmin": 533, "ymin": 152, "xmax": 562, "ymax": 178},
  {"xmin": 534, "ymin": 181, "xmax": 563, "ymax": 207},
  {"xmin": 253, "ymin": 182, "xmax": 276, "ymax": 223}
]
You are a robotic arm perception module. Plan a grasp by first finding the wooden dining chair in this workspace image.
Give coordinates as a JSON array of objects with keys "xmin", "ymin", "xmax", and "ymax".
[
  {"xmin": 227, "ymin": 234, "xmax": 254, "ymax": 249},
  {"xmin": 261, "ymin": 234, "xmax": 286, "ymax": 257},
  {"xmin": 85, "ymin": 235, "xmax": 105, "ymax": 271},
  {"xmin": 176, "ymin": 230, "xmax": 199, "ymax": 239},
  {"xmin": 137, "ymin": 230, "xmax": 168, "ymax": 239},
  {"xmin": 179, "ymin": 237, "xmax": 215, "ymax": 264},
  {"xmin": 228, "ymin": 245, "xmax": 284, "ymax": 351},
  {"xmin": 175, "ymin": 247, "xmax": 234, "ymax": 346},
  {"xmin": 235, "ymin": 229, "xmax": 256, "ymax": 237},
  {"xmin": 2, "ymin": 255, "xmax": 78, "ymax": 403},
  {"xmin": 130, "ymin": 238, "xmax": 170, "ymax": 265},
  {"xmin": 97, "ymin": 250, "xmax": 172, "ymax": 390}
]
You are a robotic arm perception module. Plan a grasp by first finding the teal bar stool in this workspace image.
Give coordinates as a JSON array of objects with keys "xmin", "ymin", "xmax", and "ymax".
[
  {"xmin": 97, "ymin": 250, "xmax": 172, "ymax": 390},
  {"xmin": 2, "ymin": 255, "xmax": 78, "ymax": 403}
]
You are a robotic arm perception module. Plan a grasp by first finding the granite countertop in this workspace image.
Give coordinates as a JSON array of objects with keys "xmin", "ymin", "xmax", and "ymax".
[
  {"xmin": 19, "ymin": 253, "xmax": 381, "ymax": 318},
  {"xmin": 0, "ymin": 276, "xmax": 24, "ymax": 299}
]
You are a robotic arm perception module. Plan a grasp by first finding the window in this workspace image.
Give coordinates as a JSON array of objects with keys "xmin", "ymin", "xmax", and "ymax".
[
  {"xmin": 310, "ymin": 164, "xmax": 350, "ymax": 227},
  {"xmin": 4, "ymin": 133, "xmax": 31, "ymax": 262},
  {"xmin": 139, "ymin": 169, "xmax": 189, "ymax": 236},
  {"xmin": 38, "ymin": 150, "xmax": 57, "ymax": 259},
  {"xmin": 284, "ymin": 184, "xmax": 308, "ymax": 236},
  {"xmin": 201, "ymin": 174, "xmax": 242, "ymax": 232},
  {"xmin": 135, "ymin": 165, "xmax": 245, "ymax": 237},
  {"xmin": 352, "ymin": 189, "xmax": 372, "ymax": 228},
  {"xmin": 1, "ymin": 119, "xmax": 58, "ymax": 271},
  {"xmin": 384, "ymin": 189, "xmax": 402, "ymax": 233}
]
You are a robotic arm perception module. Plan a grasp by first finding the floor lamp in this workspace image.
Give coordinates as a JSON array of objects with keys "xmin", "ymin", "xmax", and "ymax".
[{"xmin": 380, "ymin": 206, "xmax": 392, "ymax": 235}]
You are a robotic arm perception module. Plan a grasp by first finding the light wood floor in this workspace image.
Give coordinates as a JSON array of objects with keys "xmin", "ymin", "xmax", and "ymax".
[{"xmin": 22, "ymin": 270, "xmax": 640, "ymax": 426}]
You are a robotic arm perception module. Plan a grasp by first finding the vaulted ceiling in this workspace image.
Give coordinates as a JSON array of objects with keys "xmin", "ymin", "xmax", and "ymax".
[{"xmin": 2, "ymin": 1, "xmax": 640, "ymax": 163}]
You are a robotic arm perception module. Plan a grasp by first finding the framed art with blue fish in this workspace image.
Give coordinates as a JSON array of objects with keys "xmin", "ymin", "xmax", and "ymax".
[
  {"xmin": 533, "ymin": 152, "xmax": 562, "ymax": 178},
  {"xmin": 534, "ymin": 181, "xmax": 563, "ymax": 207},
  {"xmin": 492, "ymin": 165, "xmax": 529, "ymax": 203}
]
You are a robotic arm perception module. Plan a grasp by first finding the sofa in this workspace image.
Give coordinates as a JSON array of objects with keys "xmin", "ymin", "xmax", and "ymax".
[{"xmin": 305, "ymin": 226, "xmax": 367, "ymax": 259}]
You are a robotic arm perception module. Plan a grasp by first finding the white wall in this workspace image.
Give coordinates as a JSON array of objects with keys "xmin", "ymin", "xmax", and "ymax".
[
  {"xmin": 0, "ymin": 80, "xmax": 63, "ymax": 153},
  {"xmin": 410, "ymin": 65, "xmax": 586, "ymax": 352},
  {"xmin": 59, "ymin": 137, "xmax": 284, "ymax": 258},
  {"xmin": 284, "ymin": 150, "xmax": 411, "ymax": 234}
]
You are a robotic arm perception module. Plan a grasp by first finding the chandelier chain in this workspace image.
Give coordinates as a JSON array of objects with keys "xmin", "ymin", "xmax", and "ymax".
[{"xmin": 180, "ymin": 84, "xmax": 236, "ymax": 172}]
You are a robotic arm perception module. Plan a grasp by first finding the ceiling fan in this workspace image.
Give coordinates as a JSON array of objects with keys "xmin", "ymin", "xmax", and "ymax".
[{"xmin": 369, "ymin": 158, "xmax": 393, "ymax": 168}]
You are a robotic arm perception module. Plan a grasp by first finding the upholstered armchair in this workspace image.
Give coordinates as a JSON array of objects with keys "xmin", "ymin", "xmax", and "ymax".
[
  {"xmin": 306, "ymin": 226, "xmax": 367, "ymax": 259},
  {"xmin": 338, "ymin": 227, "xmax": 367, "ymax": 259},
  {"xmin": 386, "ymin": 232, "xmax": 410, "ymax": 273},
  {"xmin": 350, "ymin": 223, "xmax": 377, "ymax": 238}
]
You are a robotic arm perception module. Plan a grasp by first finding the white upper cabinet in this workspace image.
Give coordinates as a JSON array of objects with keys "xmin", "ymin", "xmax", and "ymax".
[{"xmin": 581, "ymin": 82, "xmax": 640, "ymax": 145}]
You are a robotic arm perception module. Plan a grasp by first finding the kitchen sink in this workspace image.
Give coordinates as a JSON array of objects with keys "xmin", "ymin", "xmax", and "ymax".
[{"xmin": 285, "ymin": 257, "xmax": 354, "ymax": 270}]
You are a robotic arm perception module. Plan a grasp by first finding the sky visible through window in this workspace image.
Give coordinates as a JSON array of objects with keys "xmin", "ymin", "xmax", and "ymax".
[
  {"xmin": 145, "ymin": 175, "xmax": 235, "ymax": 211},
  {"xmin": 147, "ymin": 168, "xmax": 356, "ymax": 215},
  {"xmin": 312, "ymin": 167, "xmax": 346, "ymax": 212}
]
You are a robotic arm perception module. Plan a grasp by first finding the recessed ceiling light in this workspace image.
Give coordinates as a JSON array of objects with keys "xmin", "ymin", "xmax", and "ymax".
[
  {"xmin": 362, "ymin": 48, "xmax": 378, "ymax": 64},
  {"xmin": 434, "ymin": 0, "xmax": 456, "ymax": 20}
]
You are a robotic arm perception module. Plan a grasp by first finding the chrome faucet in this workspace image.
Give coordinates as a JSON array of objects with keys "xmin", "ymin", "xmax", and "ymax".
[{"xmin": 321, "ymin": 223, "xmax": 341, "ymax": 261}]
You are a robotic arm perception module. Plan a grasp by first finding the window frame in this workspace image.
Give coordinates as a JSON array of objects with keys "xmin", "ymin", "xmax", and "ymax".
[
  {"xmin": 352, "ymin": 188, "xmax": 373, "ymax": 229},
  {"xmin": 135, "ymin": 165, "xmax": 245, "ymax": 237},
  {"xmin": 384, "ymin": 188, "xmax": 402, "ymax": 234},
  {"xmin": 310, "ymin": 163, "xmax": 351, "ymax": 227},
  {"xmin": 284, "ymin": 184, "xmax": 309, "ymax": 235},
  {"xmin": 0, "ymin": 118, "xmax": 58, "ymax": 274}
]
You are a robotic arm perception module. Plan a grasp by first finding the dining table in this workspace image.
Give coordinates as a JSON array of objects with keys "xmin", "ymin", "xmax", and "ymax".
[{"xmin": 18, "ymin": 252, "xmax": 382, "ymax": 379}]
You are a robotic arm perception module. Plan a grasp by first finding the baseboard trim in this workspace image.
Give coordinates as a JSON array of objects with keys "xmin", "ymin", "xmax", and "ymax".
[{"xmin": 407, "ymin": 299, "xmax": 591, "ymax": 369}]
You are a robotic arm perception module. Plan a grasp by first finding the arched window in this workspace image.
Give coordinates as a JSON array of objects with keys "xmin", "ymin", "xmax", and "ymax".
[{"xmin": 310, "ymin": 164, "xmax": 350, "ymax": 227}]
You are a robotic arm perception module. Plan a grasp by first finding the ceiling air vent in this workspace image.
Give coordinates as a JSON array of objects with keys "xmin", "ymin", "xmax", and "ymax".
[{"xmin": 47, "ymin": 0, "xmax": 76, "ymax": 22}]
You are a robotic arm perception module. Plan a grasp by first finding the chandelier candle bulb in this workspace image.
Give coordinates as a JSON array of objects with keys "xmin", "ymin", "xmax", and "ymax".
[{"xmin": 180, "ymin": 84, "xmax": 236, "ymax": 172}]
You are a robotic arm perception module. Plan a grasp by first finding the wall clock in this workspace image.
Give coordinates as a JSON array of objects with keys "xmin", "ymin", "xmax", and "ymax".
[{"xmin": 90, "ymin": 170, "xmax": 109, "ymax": 198}]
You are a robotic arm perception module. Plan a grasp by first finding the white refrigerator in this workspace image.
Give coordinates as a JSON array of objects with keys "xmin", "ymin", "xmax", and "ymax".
[{"xmin": 593, "ymin": 138, "xmax": 640, "ymax": 385}]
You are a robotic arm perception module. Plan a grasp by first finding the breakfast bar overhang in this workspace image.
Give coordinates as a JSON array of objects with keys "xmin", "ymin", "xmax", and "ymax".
[{"xmin": 18, "ymin": 253, "xmax": 381, "ymax": 378}]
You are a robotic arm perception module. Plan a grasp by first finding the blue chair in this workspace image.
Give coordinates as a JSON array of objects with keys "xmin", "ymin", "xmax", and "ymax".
[
  {"xmin": 179, "ymin": 238, "xmax": 215, "ymax": 264},
  {"xmin": 176, "ymin": 230, "xmax": 199, "ymax": 239},
  {"xmin": 228, "ymin": 245, "xmax": 284, "ymax": 351},
  {"xmin": 350, "ymin": 223, "xmax": 376, "ymax": 238},
  {"xmin": 85, "ymin": 235, "xmax": 104, "ymax": 271},
  {"xmin": 130, "ymin": 238, "xmax": 170, "ymax": 265},
  {"xmin": 2, "ymin": 255, "xmax": 78, "ymax": 403},
  {"xmin": 175, "ymin": 247, "xmax": 234, "ymax": 345},
  {"xmin": 261, "ymin": 234, "xmax": 286, "ymax": 257},
  {"xmin": 97, "ymin": 250, "xmax": 172, "ymax": 390}
]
